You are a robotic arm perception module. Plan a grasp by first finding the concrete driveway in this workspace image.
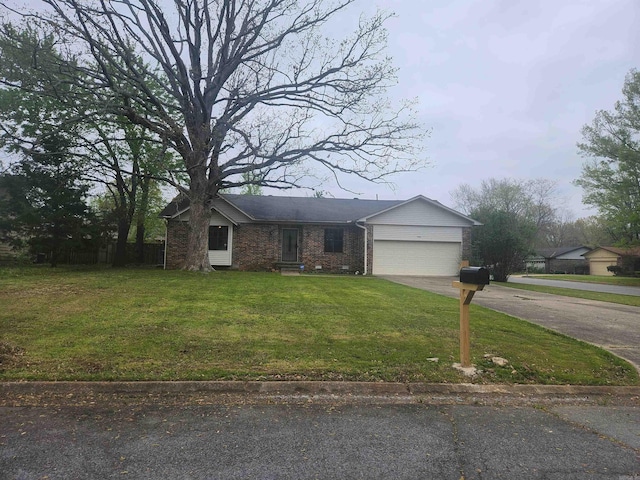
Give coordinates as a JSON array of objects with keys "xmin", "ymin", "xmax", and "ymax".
[{"xmin": 381, "ymin": 276, "xmax": 640, "ymax": 371}]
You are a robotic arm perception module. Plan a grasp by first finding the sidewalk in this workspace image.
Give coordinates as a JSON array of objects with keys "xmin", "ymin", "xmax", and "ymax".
[
  {"xmin": 509, "ymin": 275, "xmax": 640, "ymax": 296},
  {"xmin": 1, "ymin": 381, "xmax": 639, "ymax": 479}
]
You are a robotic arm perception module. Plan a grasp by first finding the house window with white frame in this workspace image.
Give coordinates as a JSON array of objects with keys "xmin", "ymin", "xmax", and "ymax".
[{"xmin": 208, "ymin": 226, "xmax": 229, "ymax": 250}]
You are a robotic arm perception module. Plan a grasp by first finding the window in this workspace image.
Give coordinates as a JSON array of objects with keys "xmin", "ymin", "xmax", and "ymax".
[
  {"xmin": 208, "ymin": 226, "xmax": 229, "ymax": 250},
  {"xmin": 324, "ymin": 228, "xmax": 344, "ymax": 253}
]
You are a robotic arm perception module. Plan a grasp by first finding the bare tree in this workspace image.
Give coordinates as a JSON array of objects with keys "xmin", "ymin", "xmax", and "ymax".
[
  {"xmin": 450, "ymin": 178, "xmax": 559, "ymax": 279},
  {"xmin": 7, "ymin": 0, "xmax": 426, "ymax": 271},
  {"xmin": 451, "ymin": 178, "xmax": 558, "ymax": 230}
]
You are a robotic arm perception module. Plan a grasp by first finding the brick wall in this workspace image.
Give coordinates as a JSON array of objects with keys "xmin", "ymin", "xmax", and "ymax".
[
  {"xmin": 299, "ymin": 225, "xmax": 364, "ymax": 274},
  {"xmin": 365, "ymin": 224, "xmax": 374, "ymax": 275},
  {"xmin": 165, "ymin": 219, "xmax": 189, "ymax": 269},
  {"xmin": 232, "ymin": 224, "xmax": 280, "ymax": 271}
]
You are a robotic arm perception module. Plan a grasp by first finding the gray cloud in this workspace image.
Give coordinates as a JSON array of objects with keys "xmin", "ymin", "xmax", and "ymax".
[{"xmin": 297, "ymin": 0, "xmax": 638, "ymax": 218}]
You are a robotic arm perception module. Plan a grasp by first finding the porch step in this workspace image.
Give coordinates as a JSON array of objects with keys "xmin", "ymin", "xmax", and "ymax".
[{"xmin": 276, "ymin": 262, "xmax": 304, "ymax": 275}]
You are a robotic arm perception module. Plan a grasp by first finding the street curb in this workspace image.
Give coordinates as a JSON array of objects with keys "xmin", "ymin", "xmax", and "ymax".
[{"xmin": 2, "ymin": 381, "xmax": 640, "ymax": 404}]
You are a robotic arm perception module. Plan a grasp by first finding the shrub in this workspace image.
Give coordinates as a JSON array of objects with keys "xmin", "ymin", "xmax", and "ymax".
[{"xmin": 607, "ymin": 265, "xmax": 623, "ymax": 276}]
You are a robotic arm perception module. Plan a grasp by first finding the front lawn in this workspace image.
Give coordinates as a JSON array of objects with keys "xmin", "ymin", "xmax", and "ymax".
[{"xmin": 0, "ymin": 267, "xmax": 636, "ymax": 385}]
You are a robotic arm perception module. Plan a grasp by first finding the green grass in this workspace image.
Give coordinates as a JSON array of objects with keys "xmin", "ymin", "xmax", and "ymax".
[
  {"xmin": 0, "ymin": 266, "xmax": 637, "ymax": 385},
  {"xmin": 498, "ymin": 282, "xmax": 640, "ymax": 307},
  {"xmin": 529, "ymin": 274, "xmax": 640, "ymax": 287}
]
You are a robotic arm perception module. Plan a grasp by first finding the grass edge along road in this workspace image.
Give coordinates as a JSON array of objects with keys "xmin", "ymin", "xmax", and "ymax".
[
  {"xmin": 524, "ymin": 274, "xmax": 640, "ymax": 287},
  {"xmin": 498, "ymin": 281, "xmax": 640, "ymax": 307},
  {"xmin": 0, "ymin": 267, "xmax": 637, "ymax": 386}
]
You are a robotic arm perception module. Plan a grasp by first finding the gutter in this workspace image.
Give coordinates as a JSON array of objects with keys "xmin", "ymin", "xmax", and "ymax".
[{"xmin": 356, "ymin": 221, "xmax": 368, "ymax": 275}]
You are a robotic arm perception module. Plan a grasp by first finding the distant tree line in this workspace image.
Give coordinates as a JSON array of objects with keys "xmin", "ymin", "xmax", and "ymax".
[{"xmin": 451, "ymin": 178, "xmax": 618, "ymax": 281}]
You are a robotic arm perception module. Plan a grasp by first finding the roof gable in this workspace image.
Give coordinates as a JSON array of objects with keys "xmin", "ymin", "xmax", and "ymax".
[{"xmin": 360, "ymin": 195, "xmax": 481, "ymax": 226}]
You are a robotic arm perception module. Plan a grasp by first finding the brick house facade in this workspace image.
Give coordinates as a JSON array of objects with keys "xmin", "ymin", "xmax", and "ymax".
[
  {"xmin": 166, "ymin": 221, "xmax": 365, "ymax": 273},
  {"xmin": 161, "ymin": 194, "xmax": 480, "ymax": 275}
]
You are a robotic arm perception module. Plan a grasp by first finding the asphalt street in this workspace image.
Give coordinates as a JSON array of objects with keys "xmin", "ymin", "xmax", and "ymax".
[{"xmin": 1, "ymin": 398, "xmax": 639, "ymax": 479}]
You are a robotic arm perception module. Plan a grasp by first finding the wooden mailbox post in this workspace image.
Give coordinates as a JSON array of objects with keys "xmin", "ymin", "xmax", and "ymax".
[{"xmin": 452, "ymin": 262, "xmax": 490, "ymax": 368}]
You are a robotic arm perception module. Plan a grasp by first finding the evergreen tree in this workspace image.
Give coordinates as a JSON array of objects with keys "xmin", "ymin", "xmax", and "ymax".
[{"xmin": 0, "ymin": 133, "xmax": 93, "ymax": 266}]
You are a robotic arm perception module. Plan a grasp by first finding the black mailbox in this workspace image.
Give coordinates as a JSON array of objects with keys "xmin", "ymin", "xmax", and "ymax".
[{"xmin": 459, "ymin": 266, "xmax": 490, "ymax": 285}]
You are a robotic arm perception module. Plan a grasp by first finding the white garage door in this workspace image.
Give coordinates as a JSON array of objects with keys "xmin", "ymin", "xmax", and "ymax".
[{"xmin": 373, "ymin": 240, "xmax": 461, "ymax": 276}]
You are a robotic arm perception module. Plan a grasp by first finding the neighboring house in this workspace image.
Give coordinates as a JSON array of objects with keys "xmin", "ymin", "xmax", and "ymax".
[
  {"xmin": 527, "ymin": 246, "xmax": 591, "ymax": 274},
  {"xmin": 584, "ymin": 246, "xmax": 640, "ymax": 276},
  {"xmin": 160, "ymin": 194, "xmax": 481, "ymax": 276},
  {"xmin": 0, "ymin": 241, "xmax": 17, "ymax": 261}
]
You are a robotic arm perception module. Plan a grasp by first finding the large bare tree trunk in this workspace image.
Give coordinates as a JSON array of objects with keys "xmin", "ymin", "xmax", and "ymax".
[{"xmin": 182, "ymin": 186, "xmax": 213, "ymax": 272}]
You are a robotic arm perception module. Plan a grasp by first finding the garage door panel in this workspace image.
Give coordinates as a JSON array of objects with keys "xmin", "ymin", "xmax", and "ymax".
[
  {"xmin": 373, "ymin": 240, "xmax": 461, "ymax": 276},
  {"xmin": 590, "ymin": 261, "xmax": 615, "ymax": 276}
]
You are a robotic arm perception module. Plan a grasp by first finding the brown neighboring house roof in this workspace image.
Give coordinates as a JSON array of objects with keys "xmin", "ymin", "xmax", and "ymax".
[{"xmin": 585, "ymin": 246, "xmax": 640, "ymax": 257}]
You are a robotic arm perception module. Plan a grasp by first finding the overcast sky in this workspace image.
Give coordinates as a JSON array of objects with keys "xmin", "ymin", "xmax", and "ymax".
[
  {"xmin": 283, "ymin": 0, "xmax": 640, "ymax": 219},
  {"xmin": 7, "ymin": 1, "xmax": 639, "ymax": 218}
]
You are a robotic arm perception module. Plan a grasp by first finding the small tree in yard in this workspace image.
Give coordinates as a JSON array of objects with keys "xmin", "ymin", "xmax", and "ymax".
[
  {"xmin": 451, "ymin": 178, "xmax": 556, "ymax": 281},
  {"xmin": 470, "ymin": 209, "xmax": 535, "ymax": 282},
  {"xmin": 6, "ymin": 0, "xmax": 426, "ymax": 271}
]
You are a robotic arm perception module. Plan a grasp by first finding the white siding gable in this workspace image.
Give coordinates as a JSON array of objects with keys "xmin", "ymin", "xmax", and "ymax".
[
  {"xmin": 209, "ymin": 211, "xmax": 233, "ymax": 226},
  {"xmin": 167, "ymin": 199, "xmax": 251, "ymax": 224},
  {"xmin": 211, "ymin": 197, "xmax": 252, "ymax": 223},
  {"xmin": 366, "ymin": 198, "xmax": 472, "ymax": 227}
]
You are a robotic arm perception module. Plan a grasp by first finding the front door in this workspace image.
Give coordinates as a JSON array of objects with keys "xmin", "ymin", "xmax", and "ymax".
[{"xmin": 282, "ymin": 228, "xmax": 298, "ymax": 262}]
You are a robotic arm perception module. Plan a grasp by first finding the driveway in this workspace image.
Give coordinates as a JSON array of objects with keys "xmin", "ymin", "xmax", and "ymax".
[{"xmin": 381, "ymin": 276, "xmax": 640, "ymax": 371}]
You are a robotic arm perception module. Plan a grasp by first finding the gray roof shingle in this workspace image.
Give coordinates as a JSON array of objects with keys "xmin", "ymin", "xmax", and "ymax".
[
  {"xmin": 535, "ymin": 246, "xmax": 590, "ymax": 259},
  {"xmin": 160, "ymin": 194, "xmax": 405, "ymax": 223},
  {"xmin": 223, "ymin": 194, "xmax": 403, "ymax": 222}
]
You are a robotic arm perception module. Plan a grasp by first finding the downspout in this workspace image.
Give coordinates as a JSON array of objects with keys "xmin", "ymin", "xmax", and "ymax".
[
  {"xmin": 163, "ymin": 219, "xmax": 168, "ymax": 270},
  {"xmin": 356, "ymin": 221, "xmax": 368, "ymax": 275}
]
